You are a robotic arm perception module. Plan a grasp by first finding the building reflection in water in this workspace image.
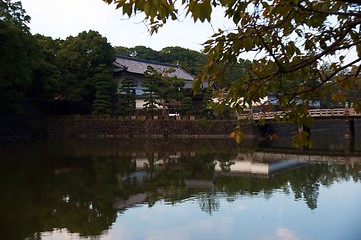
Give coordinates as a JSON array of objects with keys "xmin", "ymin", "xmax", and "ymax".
[
  {"xmin": 1, "ymin": 138, "xmax": 360, "ymax": 239},
  {"xmin": 113, "ymin": 147, "xmax": 361, "ymax": 214}
]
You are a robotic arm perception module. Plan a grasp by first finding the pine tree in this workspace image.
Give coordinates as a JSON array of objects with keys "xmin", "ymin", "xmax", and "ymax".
[
  {"xmin": 92, "ymin": 65, "xmax": 112, "ymax": 115},
  {"xmin": 179, "ymin": 97, "xmax": 194, "ymax": 116},
  {"xmin": 142, "ymin": 68, "xmax": 161, "ymax": 116},
  {"xmin": 200, "ymin": 90, "xmax": 214, "ymax": 118},
  {"xmin": 117, "ymin": 76, "xmax": 136, "ymax": 115}
]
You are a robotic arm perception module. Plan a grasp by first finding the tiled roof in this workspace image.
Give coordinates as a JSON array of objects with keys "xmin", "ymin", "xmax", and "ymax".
[{"xmin": 113, "ymin": 55, "xmax": 194, "ymax": 81}]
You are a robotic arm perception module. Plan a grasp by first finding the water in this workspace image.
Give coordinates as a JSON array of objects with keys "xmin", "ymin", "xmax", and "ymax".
[{"xmin": 0, "ymin": 138, "xmax": 360, "ymax": 240}]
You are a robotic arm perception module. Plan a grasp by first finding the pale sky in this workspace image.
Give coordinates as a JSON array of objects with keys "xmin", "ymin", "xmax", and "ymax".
[
  {"xmin": 22, "ymin": 0, "xmax": 234, "ymax": 52},
  {"xmin": 21, "ymin": 0, "xmax": 357, "ymax": 64}
]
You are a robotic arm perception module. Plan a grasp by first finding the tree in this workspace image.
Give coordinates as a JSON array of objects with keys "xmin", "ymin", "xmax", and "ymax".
[
  {"xmin": 92, "ymin": 65, "xmax": 113, "ymax": 115},
  {"xmin": 0, "ymin": 0, "xmax": 34, "ymax": 113},
  {"xmin": 222, "ymin": 59, "xmax": 252, "ymax": 88},
  {"xmin": 28, "ymin": 34, "xmax": 62, "ymax": 100},
  {"xmin": 159, "ymin": 46, "xmax": 208, "ymax": 75},
  {"xmin": 143, "ymin": 66, "xmax": 185, "ymax": 116},
  {"xmin": 113, "ymin": 45, "xmax": 130, "ymax": 56},
  {"xmin": 114, "ymin": 45, "xmax": 161, "ymax": 60},
  {"xmin": 56, "ymin": 30, "xmax": 115, "ymax": 112},
  {"xmin": 103, "ymin": 0, "xmax": 361, "ymax": 146},
  {"xmin": 114, "ymin": 45, "xmax": 208, "ymax": 76},
  {"xmin": 0, "ymin": 0, "xmax": 30, "ymax": 31},
  {"xmin": 179, "ymin": 97, "xmax": 194, "ymax": 116},
  {"xmin": 130, "ymin": 45, "xmax": 161, "ymax": 61},
  {"xmin": 199, "ymin": 90, "xmax": 214, "ymax": 118},
  {"xmin": 142, "ymin": 67, "xmax": 162, "ymax": 116},
  {"xmin": 117, "ymin": 76, "xmax": 136, "ymax": 115}
]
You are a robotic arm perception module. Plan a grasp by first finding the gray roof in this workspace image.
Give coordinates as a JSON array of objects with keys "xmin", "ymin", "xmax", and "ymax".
[{"xmin": 113, "ymin": 56, "xmax": 194, "ymax": 81}]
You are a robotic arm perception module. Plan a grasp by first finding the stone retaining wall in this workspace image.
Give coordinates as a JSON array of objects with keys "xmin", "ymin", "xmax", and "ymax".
[
  {"xmin": 2, "ymin": 113, "xmax": 360, "ymax": 142},
  {"xmin": 36, "ymin": 115, "xmax": 250, "ymax": 139}
]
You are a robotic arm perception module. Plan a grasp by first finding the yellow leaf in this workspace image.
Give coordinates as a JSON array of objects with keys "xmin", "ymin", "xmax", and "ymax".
[{"xmin": 230, "ymin": 127, "xmax": 244, "ymax": 144}]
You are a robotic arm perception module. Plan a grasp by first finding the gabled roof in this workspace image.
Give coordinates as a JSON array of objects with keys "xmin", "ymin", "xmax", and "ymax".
[{"xmin": 113, "ymin": 55, "xmax": 194, "ymax": 82}]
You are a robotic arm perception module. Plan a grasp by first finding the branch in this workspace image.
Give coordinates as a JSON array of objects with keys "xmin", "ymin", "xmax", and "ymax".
[
  {"xmin": 285, "ymin": 18, "xmax": 361, "ymax": 73},
  {"xmin": 296, "ymin": 1, "xmax": 361, "ymax": 17},
  {"xmin": 332, "ymin": 38, "xmax": 361, "ymax": 51},
  {"xmin": 336, "ymin": 0, "xmax": 361, "ymax": 6},
  {"xmin": 295, "ymin": 57, "xmax": 361, "ymax": 96}
]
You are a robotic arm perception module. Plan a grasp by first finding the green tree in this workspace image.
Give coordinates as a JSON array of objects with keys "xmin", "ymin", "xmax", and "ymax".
[
  {"xmin": 142, "ymin": 67, "xmax": 162, "ymax": 116},
  {"xmin": 113, "ymin": 45, "xmax": 130, "ymax": 56},
  {"xmin": 159, "ymin": 46, "xmax": 208, "ymax": 75},
  {"xmin": 104, "ymin": 0, "xmax": 361, "ymax": 146},
  {"xmin": 179, "ymin": 97, "xmax": 194, "ymax": 116},
  {"xmin": 114, "ymin": 45, "xmax": 208, "ymax": 76},
  {"xmin": 92, "ymin": 65, "xmax": 114, "ymax": 115},
  {"xmin": 0, "ymin": 0, "xmax": 34, "ymax": 113},
  {"xmin": 0, "ymin": 0, "xmax": 30, "ymax": 31},
  {"xmin": 117, "ymin": 76, "xmax": 136, "ymax": 115},
  {"xmin": 56, "ymin": 30, "xmax": 115, "ymax": 113},
  {"xmin": 28, "ymin": 34, "xmax": 62, "ymax": 100},
  {"xmin": 222, "ymin": 59, "xmax": 252, "ymax": 88},
  {"xmin": 131, "ymin": 45, "xmax": 161, "ymax": 61},
  {"xmin": 200, "ymin": 90, "xmax": 214, "ymax": 118},
  {"xmin": 143, "ymin": 66, "xmax": 185, "ymax": 116},
  {"xmin": 114, "ymin": 45, "xmax": 161, "ymax": 61}
]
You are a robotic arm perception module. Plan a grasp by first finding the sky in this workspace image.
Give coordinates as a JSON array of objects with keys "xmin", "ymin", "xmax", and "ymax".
[
  {"xmin": 21, "ymin": 0, "xmax": 357, "ymax": 64},
  {"xmin": 22, "ymin": 0, "xmax": 234, "ymax": 52}
]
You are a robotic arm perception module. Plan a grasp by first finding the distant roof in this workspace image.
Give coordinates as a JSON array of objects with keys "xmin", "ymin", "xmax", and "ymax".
[{"xmin": 113, "ymin": 55, "xmax": 194, "ymax": 82}]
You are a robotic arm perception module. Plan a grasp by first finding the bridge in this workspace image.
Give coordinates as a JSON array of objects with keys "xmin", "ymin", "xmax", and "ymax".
[
  {"xmin": 237, "ymin": 108, "xmax": 361, "ymax": 121},
  {"xmin": 236, "ymin": 108, "xmax": 360, "ymax": 153}
]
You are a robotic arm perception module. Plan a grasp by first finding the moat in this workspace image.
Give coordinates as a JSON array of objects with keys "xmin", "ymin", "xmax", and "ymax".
[{"xmin": 0, "ymin": 137, "xmax": 360, "ymax": 240}]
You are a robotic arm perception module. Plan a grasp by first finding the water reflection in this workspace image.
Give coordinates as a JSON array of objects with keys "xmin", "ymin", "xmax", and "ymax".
[{"xmin": 0, "ymin": 138, "xmax": 360, "ymax": 239}]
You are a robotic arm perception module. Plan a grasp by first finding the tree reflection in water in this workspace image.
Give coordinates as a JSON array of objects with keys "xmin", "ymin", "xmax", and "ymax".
[
  {"xmin": 0, "ymin": 138, "xmax": 360, "ymax": 239},
  {"xmin": 214, "ymin": 163, "xmax": 358, "ymax": 210}
]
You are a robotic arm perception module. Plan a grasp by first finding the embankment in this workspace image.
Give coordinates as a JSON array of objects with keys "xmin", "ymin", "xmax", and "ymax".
[{"xmin": 34, "ymin": 115, "xmax": 259, "ymax": 139}]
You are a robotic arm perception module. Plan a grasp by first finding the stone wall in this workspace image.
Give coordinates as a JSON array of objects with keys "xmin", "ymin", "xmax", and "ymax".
[
  {"xmin": 36, "ymin": 116, "xmax": 252, "ymax": 139},
  {"xmin": 2, "ymin": 112, "xmax": 360, "ymax": 144}
]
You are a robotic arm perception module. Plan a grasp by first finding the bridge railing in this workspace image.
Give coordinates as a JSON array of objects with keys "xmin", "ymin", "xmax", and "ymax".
[
  {"xmin": 308, "ymin": 108, "xmax": 345, "ymax": 117},
  {"xmin": 237, "ymin": 108, "xmax": 361, "ymax": 121}
]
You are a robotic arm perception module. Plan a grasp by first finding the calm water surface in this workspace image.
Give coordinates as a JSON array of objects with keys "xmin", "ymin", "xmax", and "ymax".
[{"xmin": 0, "ymin": 138, "xmax": 360, "ymax": 240}]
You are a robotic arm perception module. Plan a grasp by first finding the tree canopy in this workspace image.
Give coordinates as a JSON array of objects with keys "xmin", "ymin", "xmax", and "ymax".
[
  {"xmin": 117, "ymin": 76, "xmax": 137, "ymax": 115},
  {"xmin": 55, "ymin": 30, "xmax": 115, "ymax": 112},
  {"xmin": 0, "ymin": 0, "xmax": 34, "ymax": 113},
  {"xmin": 0, "ymin": 0, "xmax": 30, "ymax": 31},
  {"xmin": 143, "ymin": 66, "xmax": 185, "ymax": 116},
  {"xmin": 28, "ymin": 34, "xmax": 62, "ymax": 100},
  {"xmin": 114, "ymin": 45, "xmax": 208, "ymax": 75},
  {"xmin": 104, "ymin": 0, "xmax": 361, "ymax": 146}
]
